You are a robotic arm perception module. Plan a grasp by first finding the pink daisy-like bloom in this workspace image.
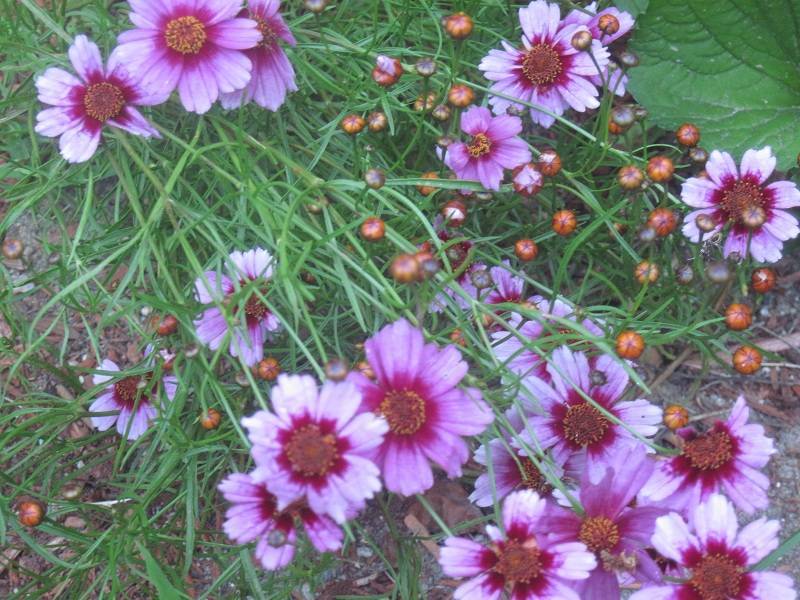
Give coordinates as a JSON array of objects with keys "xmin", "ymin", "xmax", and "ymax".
[
  {"xmin": 194, "ymin": 247, "xmax": 280, "ymax": 367},
  {"xmin": 445, "ymin": 106, "xmax": 532, "ymax": 191},
  {"xmin": 516, "ymin": 346, "xmax": 661, "ymax": 480},
  {"xmin": 479, "ymin": 0, "xmax": 610, "ymax": 128},
  {"xmin": 347, "ymin": 318, "xmax": 494, "ymax": 496},
  {"xmin": 639, "ymin": 396, "xmax": 775, "ymax": 515},
  {"xmin": 512, "ymin": 162, "xmax": 544, "ymax": 196},
  {"xmin": 242, "ymin": 374, "xmax": 387, "ymax": 524},
  {"xmin": 630, "ymin": 494, "xmax": 797, "ymax": 600},
  {"xmin": 113, "ymin": 0, "xmax": 262, "ymax": 114},
  {"xmin": 35, "ymin": 35, "xmax": 162, "ymax": 164},
  {"xmin": 439, "ymin": 490, "xmax": 597, "ymax": 600},
  {"xmin": 432, "ymin": 261, "xmax": 528, "ymax": 314},
  {"xmin": 89, "ymin": 356, "xmax": 177, "ymax": 440},
  {"xmin": 219, "ymin": 471, "xmax": 342, "ymax": 571},
  {"xmin": 486, "ymin": 260, "xmax": 529, "ymax": 306},
  {"xmin": 544, "ymin": 448, "xmax": 666, "ymax": 599},
  {"xmin": 219, "ymin": 0, "xmax": 297, "ymax": 111},
  {"xmin": 680, "ymin": 147, "xmax": 800, "ymax": 263}
]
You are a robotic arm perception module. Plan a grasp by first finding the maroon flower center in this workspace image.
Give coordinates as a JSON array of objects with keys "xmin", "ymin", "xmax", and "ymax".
[
  {"xmin": 518, "ymin": 457, "xmax": 551, "ymax": 494},
  {"xmin": 721, "ymin": 180, "xmax": 765, "ymax": 228},
  {"xmin": 690, "ymin": 554, "xmax": 744, "ymax": 600},
  {"xmin": 244, "ymin": 292, "xmax": 270, "ymax": 321},
  {"xmin": 379, "ymin": 390, "xmax": 426, "ymax": 435},
  {"xmin": 493, "ymin": 539, "xmax": 541, "ymax": 583},
  {"xmin": 683, "ymin": 430, "xmax": 733, "ymax": 471},
  {"xmin": 522, "ymin": 43, "xmax": 563, "ymax": 86},
  {"xmin": 285, "ymin": 424, "xmax": 339, "ymax": 477},
  {"xmin": 579, "ymin": 516, "xmax": 620, "ymax": 553},
  {"xmin": 255, "ymin": 16, "xmax": 277, "ymax": 48},
  {"xmin": 467, "ymin": 133, "xmax": 492, "ymax": 158},
  {"xmin": 114, "ymin": 375, "xmax": 145, "ymax": 409},
  {"xmin": 165, "ymin": 15, "xmax": 207, "ymax": 55},
  {"xmin": 83, "ymin": 82, "xmax": 125, "ymax": 122},
  {"xmin": 562, "ymin": 402, "xmax": 609, "ymax": 446}
]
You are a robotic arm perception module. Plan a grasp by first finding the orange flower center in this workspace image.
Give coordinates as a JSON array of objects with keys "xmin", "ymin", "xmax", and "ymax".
[
  {"xmin": 689, "ymin": 554, "xmax": 744, "ymax": 600},
  {"xmin": 522, "ymin": 43, "xmax": 563, "ymax": 86},
  {"xmin": 721, "ymin": 180, "xmax": 764, "ymax": 227},
  {"xmin": 165, "ymin": 15, "xmax": 207, "ymax": 55},
  {"xmin": 255, "ymin": 16, "xmax": 277, "ymax": 48},
  {"xmin": 683, "ymin": 430, "xmax": 733, "ymax": 471},
  {"xmin": 562, "ymin": 402, "xmax": 609, "ymax": 446},
  {"xmin": 285, "ymin": 424, "xmax": 339, "ymax": 477},
  {"xmin": 379, "ymin": 390, "xmax": 426, "ymax": 435},
  {"xmin": 579, "ymin": 516, "xmax": 620, "ymax": 552},
  {"xmin": 83, "ymin": 82, "xmax": 125, "ymax": 122},
  {"xmin": 493, "ymin": 540, "xmax": 542, "ymax": 583},
  {"xmin": 467, "ymin": 133, "xmax": 492, "ymax": 158}
]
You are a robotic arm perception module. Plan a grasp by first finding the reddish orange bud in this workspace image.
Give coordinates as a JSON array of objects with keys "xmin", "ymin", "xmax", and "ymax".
[
  {"xmin": 537, "ymin": 149, "xmax": 562, "ymax": 177},
  {"xmin": 647, "ymin": 208, "xmax": 678, "ymax": 237},
  {"xmin": 443, "ymin": 12, "xmax": 473, "ymax": 39},
  {"xmin": 256, "ymin": 357, "xmax": 281, "ymax": 381},
  {"xmin": 200, "ymin": 408, "xmax": 221, "ymax": 430},
  {"xmin": 340, "ymin": 114, "xmax": 365, "ymax": 135},
  {"xmin": 663, "ymin": 404, "xmax": 689, "ymax": 430},
  {"xmin": 360, "ymin": 216, "xmax": 386, "ymax": 241},
  {"xmin": 552, "ymin": 209, "xmax": 577, "ymax": 236},
  {"xmin": 18, "ymin": 499, "xmax": 45, "ymax": 527},
  {"xmin": 372, "ymin": 56, "xmax": 403, "ymax": 87},
  {"xmin": 676, "ymin": 123, "xmax": 700, "ymax": 147},
  {"xmin": 598, "ymin": 13, "xmax": 620, "ymax": 35},
  {"xmin": 367, "ymin": 111, "xmax": 388, "ymax": 132},
  {"xmin": 2, "ymin": 238, "xmax": 23, "ymax": 259},
  {"xmin": 441, "ymin": 199, "xmax": 467, "ymax": 227},
  {"xmin": 390, "ymin": 253, "xmax": 421, "ymax": 283},
  {"xmin": 615, "ymin": 330, "xmax": 645, "ymax": 360},
  {"xmin": 751, "ymin": 267, "xmax": 776, "ymax": 293},
  {"xmin": 634, "ymin": 260, "xmax": 659, "ymax": 284},
  {"xmin": 646, "ymin": 156, "xmax": 675, "ymax": 183},
  {"xmin": 417, "ymin": 171, "xmax": 439, "ymax": 196},
  {"xmin": 724, "ymin": 303, "xmax": 753, "ymax": 331},
  {"xmin": 448, "ymin": 84, "xmax": 474, "ymax": 108},
  {"xmin": 514, "ymin": 238, "xmax": 539, "ymax": 261},
  {"xmin": 617, "ymin": 165, "xmax": 644, "ymax": 190},
  {"xmin": 732, "ymin": 345, "xmax": 762, "ymax": 375},
  {"xmin": 156, "ymin": 314, "xmax": 178, "ymax": 336},
  {"xmin": 324, "ymin": 358, "xmax": 349, "ymax": 381}
]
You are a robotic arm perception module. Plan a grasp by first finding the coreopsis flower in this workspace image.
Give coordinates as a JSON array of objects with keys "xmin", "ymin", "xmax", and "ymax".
[
  {"xmin": 113, "ymin": 0, "xmax": 262, "ymax": 114},
  {"xmin": 639, "ymin": 396, "xmax": 775, "ymax": 515},
  {"xmin": 439, "ymin": 490, "xmax": 597, "ymax": 600},
  {"xmin": 485, "ymin": 261, "xmax": 529, "ymax": 306},
  {"xmin": 544, "ymin": 448, "xmax": 666, "ymax": 598},
  {"xmin": 478, "ymin": 0, "xmax": 610, "ymax": 128},
  {"xmin": 516, "ymin": 346, "xmax": 661, "ymax": 479},
  {"xmin": 432, "ymin": 260, "xmax": 528, "ymax": 314},
  {"xmin": 630, "ymin": 494, "xmax": 797, "ymax": 600},
  {"xmin": 193, "ymin": 248, "xmax": 280, "ymax": 367},
  {"xmin": 347, "ymin": 318, "xmax": 494, "ymax": 496},
  {"xmin": 89, "ymin": 354, "xmax": 177, "ymax": 440},
  {"xmin": 35, "ymin": 35, "xmax": 161, "ymax": 163},
  {"xmin": 220, "ymin": 0, "xmax": 297, "ymax": 110},
  {"xmin": 680, "ymin": 147, "xmax": 800, "ymax": 263},
  {"xmin": 445, "ymin": 106, "xmax": 532, "ymax": 191},
  {"xmin": 219, "ymin": 471, "xmax": 342, "ymax": 570},
  {"xmin": 242, "ymin": 374, "xmax": 388, "ymax": 524}
]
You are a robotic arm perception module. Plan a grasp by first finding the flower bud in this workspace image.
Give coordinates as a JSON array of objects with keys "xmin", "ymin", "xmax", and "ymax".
[
  {"xmin": 646, "ymin": 156, "xmax": 674, "ymax": 183},
  {"xmin": 634, "ymin": 260, "xmax": 659, "ymax": 284},
  {"xmin": 364, "ymin": 168, "xmax": 386, "ymax": 190},
  {"xmin": 552, "ymin": 209, "xmax": 577, "ymax": 236},
  {"xmin": 514, "ymin": 238, "xmax": 538, "ymax": 261},
  {"xmin": 732, "ymin": 345, "xmax": 761, "ymax": 375},
  {"xmin": 443, "ymin": 12, "xmax": 473, "ymax": 39},
  {"xmin": 415, "ymin": 58, "xmax": 437, "ymax": 77},
  {"xmin": 367, "ymin": 111, "xmax": 388, "ymax": 132},
  {"xmin": 571, "ymin": 30, "xmax": 593, "ymax": 51},
  {"xmin": 2, "ymin": 238, "xmax": 23, "ymax": 260},
  {"xmin": 390, "ymin": 253, "xmax": 420, "ymax": 283},
  {"xmin": 470, "ymin": 268, "xmax": 492, "ymax": 290},
  {"xmin": 617, "ymin": 165, "xmax": 644, "ymax": 190},
  {"xmin": 256, "ymin": 357, "xmax": 281, "ymax": 380},
  {"xmin": 448, "ymin": 84, "xmax": 474, "ymax": 108},
  {"xmin": 341, "ymin": 114, "xmax": 365, "ymax": 135},
  {"xmin": 663, "ymin": 404, "xmax": 689, "ymax": 430},
  {"xmin": 537, "ymin": 149, "xmax": 561, "ymax": 176},
  {"xmin": 751, "ymin": 267, "xmax": 776, "ymax": 293},
  {"xmin": 647, "ymin": 208, "xmax": 677, "ymax": 237},
  {"xmin": 598, "ymin": 14, "xmax": 620, "ymax": 35},
  {"xmin": 611, "ymin": 105, "xmax": 636, "ymax": 129},
  {"xmin": 615, "ymin": 330, "xmax": 645, "ymax": 360},
  {"xmin": 676, "ymin": 123, "xmax": 700, "ymax": 147},
  {"xmin": 689, "ymin": 147, "xmax": 708, "ymax": 164},
  {"xmin": 325, "ymin": 357, "xmax": 349, "ymax": 381},
  {"xmin": 200, "ymin": 408, "xmax": 221, "ymax": 430},
  {"xmin": 417, "ymin": 171, "xmax": 439, "ymax": 196},
  {"xmin": 706, "ymin": 261, "xmax": 731, "ymax": 284},
  {"xmin": 441, "ymin": 199, "xmax": 467, "ymax": 227},
  {"xmin": 432, "ymin": 104, "xmax": 451, "ymax": 122},
  {"xmin": 695, "ymin": 213, "xmax": 716, "ymax": 232},
  {"xmin": 360, "ymin": 216, "xmax": 385, "ymax": 241},
  {"xmin": 724, "ymin": 303, "xmax": 752, "ymax": 331}
]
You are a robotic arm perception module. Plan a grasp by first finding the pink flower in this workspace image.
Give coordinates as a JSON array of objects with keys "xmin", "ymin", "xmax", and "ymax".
[
  {"xmin": 512, "ymin": 163, "xmax": 544, "ymax": 196},
  {"xmin": 242, "ymin": 374, "xmax": 387, "ymax": 523},
  {"xmin": 193, "ymin": 248, "xmax": 280, "ymax": 367},
  {"xmin": 445, "ymin": 106, "xmax": 532, "ymax": 191},
  {"xmin": 630, "ymin": 494, "xmax": 796, "ymax": 600},
  {"xmin": 439, "ymin": 490, "xmax": 597, "ymax": 600},
  {"xmin": 486, "ymin": 261, "xmax": 529, "ymax": 306},
  {"xmin": 639, "ymin": 396, "xmax": 775, "ymax": 515},
  {"xmin": 89, "ymin": 356, "xmax": 177, "ymax": 440},
  {"xmin": 431, "ymin": 261, "xmax": 525, "ymax": 314},
  {"xmin": 35, "ymin": 35, "xmax": 161, "ymax": 163},
  {"xmin": 113, "ymin": 0, "xmax": 262, "ymax": 114},
  {"xmin": 347, "ymin": 318, "xmax": 494, "ymax": 496},
  {"xmin": 516, "ymin": 346, "xmax": 661, "ymax": 480},
  {"xmin": 479, "ymin": 0, "xmax": 610, "ymax": 128},
  {"xmin": 219, "ymin": 471, "xmax": 342, "ymax": 571},
  {"xmin": 680, "ymin": 147, "xmax": 800, "ymax": 263},
  {"xmin": 220, "ymin": 0, "xmax": 297, "ymax": 110},
  {"xmin": 544, "ymin": 448, "xmax": 666, "ymax": 598}
]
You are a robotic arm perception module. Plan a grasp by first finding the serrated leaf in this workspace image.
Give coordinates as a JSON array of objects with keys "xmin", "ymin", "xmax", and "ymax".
[{"xmin": 628, "ymin": 0, "xmax": 800, "ymax": 170}]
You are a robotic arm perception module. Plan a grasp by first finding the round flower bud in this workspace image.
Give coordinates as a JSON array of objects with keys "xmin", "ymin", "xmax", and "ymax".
[
  {"xmin": 676, "ymin": 123, "xmax": 700, "ymax": 147},
  {"xmin": 688, "ymin": 147, "xmax": 709, "ymax": 164},
  {"xmin": 341, "ymin": 114, "xmax": 365, "ymax": 135},
  {"xmin": 634, "ymin": 260, "xmax": 659, "ymax": 284},
  {"xmin": 615, "ymin": 330, "xmax": 645, "ymax": 360},
  {"xmin": 617, "ymin": 165, "xmax": 644, "ymax": 190},
  {"xmin": 18, "ymin": 499, "xmax": 45, "ymax": 527},
  {"xmin": 571, "ymin": 30, "xmax": 593, "ymax": 51},
  {"xmin": 470, "ymin": 268, "xmax": 492, "ymax": 290},
  {"xmin": 360, "ymin": 216, "xmax": 385, "ymax": 241},
  {"xmin": 695, "ymin": 213, "xmax": 717, "ymax": 232},
  {"xmin": 415, "ymin": 57, "xmax": 437, "ymax": 77},
  {"xmin": 441, "ymin": 199, "xmax": 467, "ymax": 227},
  {"xmin": 367, "ymin": 111, "xmax": 388, "ymax": 132},
  {"xmin": 390, "ymin": 253, "xmax": 420, "ymax": 283},
  {"xmin": 200, "ymin": 408, "xmax": 221, "ymax": 430},
  {"xmin": 706, "ymin": 261, "xmax": 731, "ymax": 284},
  {"xmin": 432, "ymin": 104, "xmax": 451, "ymax": 121},
  {"xmin": 2, "ymin": 238, "xmax": 23, "ymax": 260},
  {"xmin": 413, "ymin": 91, "xmax": 437, "ymax": 112},
  {"xmin": 537, "ymin": 149, "xmax": 562, "ymax": 177},
  {"xmin": 617, "ymin": 50, "xmax": 639, "ymax": 68},
  {"xmin": 304, "ymin": 0, "xmax": 328, "ymax": 13},
  {"xmin": 448, "ymin": 84, "xmax": 474, "ymax": 108},
  {"xmin": 663, "ymin": 404, "xmax": 689, "ymax": 430},
  {"xmin": 443, "ymin": 12, "xmax": 474, "ymax": 39},
  {"xmin": 364, "ymin": 168, "xmax": 386, "ymax": 190},
  {"xmin": 512, "ymin": 163, "xmax": 543, "ymax": 196},
  {"xmin": 372, "ymin": 55, "xmax": 403, "ymax": 87},
  {"xmin": 449, "ymin": 328, "xmax": 467, "ymax": 347},
  {"xmin": 417, "ymin": 171, "xmax": 439, "ymax": 196},
  {"xmin": 324, "ymin": 357, "xmax": 349, "ymax": 381},
  {"xmin": 724, "ymin": 303, "xmax": 752, "ymax": 331},
  {"xmin": 675, "ymin": 264, "xmax": 694, "ymax": 285},
  {"xmin": 419, "ymin": 256, "xmax": 440, "ymax": 279},
  {"xmin": 646, "ymin": 156, "xmax": 674, "ymax": 183},
  {"xmin": 514, "ymin": 238, "xmax": 539, "ymax": 261},
  {"xmin": 552, "ymin": 209, "xmax": 577, "ymax": 236},
  {"xmin": 751, "ymin": 267, "xmax": 776, "ymax": 293},
  {"xmin": 741, "ymin": 205, "xmax": 766, "ymax": 229},
  {"xmin": 732, "ymin": 345, "xmax": 762, "ymax": 375},
  {"xmin": 598, "ymin": 14, "xmax": 620, "ymax": 35},
  {"xmin": 156, "ymin": 314, "xmax": 178, "ymax": 336},
  {"xmin": 638, "ymin": 226, "xmax": 657, "ymax": 243},
  {"xmin": 611, "ymin": 105, "xmax": 636, "ymax": 129},
  {"xmin": 647, "ymin": 208, "xmax": 678, "ymax": 237},
  {"xmin": 257, "ymin": 357, "xmax": 281, "ymax": 381}
]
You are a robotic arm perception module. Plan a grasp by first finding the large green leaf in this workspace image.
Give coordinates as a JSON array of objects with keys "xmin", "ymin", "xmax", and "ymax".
[
  {"xmin": 628, "ymin": 0, "xmax": 800, "ymax": 170},
  {"xmin": 614, "ymin": 0, "xmax": 649, "ymax": 17}
]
